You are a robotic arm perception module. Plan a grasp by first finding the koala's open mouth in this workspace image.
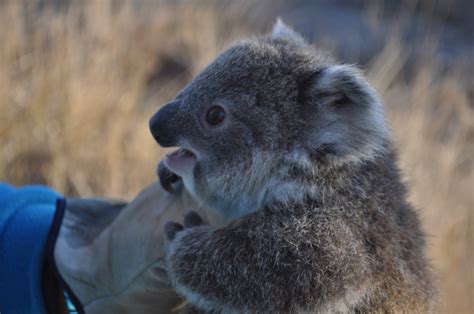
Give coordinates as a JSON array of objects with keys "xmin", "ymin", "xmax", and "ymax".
[{"xmin": 164, "ymin": 147, "xmax": 197, "ymax": 177}]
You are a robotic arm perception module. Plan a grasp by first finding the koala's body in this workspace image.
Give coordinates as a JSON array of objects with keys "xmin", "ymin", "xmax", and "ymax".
[{"xmin": 150, "ymin": 21, "xmax": 435, "ymax": 313}]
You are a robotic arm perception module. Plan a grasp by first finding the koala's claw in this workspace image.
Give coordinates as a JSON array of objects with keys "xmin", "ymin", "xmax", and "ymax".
[
  {"xmin": 158, "ymin": 162, "xmax": 181, "ymax": 194},
  {"xmin": 165, "ymin": 221, "xmax": 184, "ymax": 240},
  {"xmin": 165, "ymin": 211, "xmax": 204, "ymax": 240},
  {"xmin": 184, "ymin": 211, "xmax": 203, "ymax": 228}
]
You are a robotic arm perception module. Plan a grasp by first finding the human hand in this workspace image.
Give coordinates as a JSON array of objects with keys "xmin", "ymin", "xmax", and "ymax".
[{"xmin": 54, "ymin": 182, "xmax": 213, "ymax": 313}]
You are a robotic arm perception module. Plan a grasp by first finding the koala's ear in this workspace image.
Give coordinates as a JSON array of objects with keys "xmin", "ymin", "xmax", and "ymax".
[
  {"xmin": 303, "ymin": 65, "xmax": 389, "ymax": 161},
  {"xmin": 271, "ymin": 18, "xmax": 306, "ymax": 46}
]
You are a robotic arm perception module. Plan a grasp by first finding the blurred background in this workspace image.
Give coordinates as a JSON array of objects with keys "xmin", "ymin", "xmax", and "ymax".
[{"xmin": 0, "ymin": 0, "xmax": 472, "ymax": 312}]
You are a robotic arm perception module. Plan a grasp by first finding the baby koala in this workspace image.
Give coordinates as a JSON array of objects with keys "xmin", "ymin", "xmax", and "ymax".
[{"xmin": 150, "ymin": 21, "xmax": 434, "ymax": 313}]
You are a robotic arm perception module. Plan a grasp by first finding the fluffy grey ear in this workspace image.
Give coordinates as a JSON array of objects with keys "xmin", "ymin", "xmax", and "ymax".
[
  {"xmin": 271, "ymin": 18, "xmax": 306, "ymax": 46},
  {"xmin": 303, "ymin": 65, "xmax": 389, "ymax": 162}
]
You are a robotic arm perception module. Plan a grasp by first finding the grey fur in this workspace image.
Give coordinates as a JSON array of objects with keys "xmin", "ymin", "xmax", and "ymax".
[{"xmin": 150, "ymin": 21, "xmax": 435, "ymax": 313}]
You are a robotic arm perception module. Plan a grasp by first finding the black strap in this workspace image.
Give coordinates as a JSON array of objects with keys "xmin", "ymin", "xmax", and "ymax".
[{"xmin": 42, "ymin": 198, "xmax": 85, "ymax": 314}]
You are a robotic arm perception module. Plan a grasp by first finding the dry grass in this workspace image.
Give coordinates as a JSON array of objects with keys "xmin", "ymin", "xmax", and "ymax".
[{"xmin": 0, "ymin": 1, "xmax": 472, "ymax": 312}]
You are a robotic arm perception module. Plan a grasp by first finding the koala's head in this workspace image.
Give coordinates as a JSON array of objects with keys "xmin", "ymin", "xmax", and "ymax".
[{"xmin": 150, "ymin": 20, "xmax": 389, "ymax": 218}]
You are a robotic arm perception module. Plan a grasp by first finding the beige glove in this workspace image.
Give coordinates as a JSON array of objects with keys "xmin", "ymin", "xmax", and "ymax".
[{"xmin": 54, "ymin": 182, "xmax": 216, "ymax": 313}]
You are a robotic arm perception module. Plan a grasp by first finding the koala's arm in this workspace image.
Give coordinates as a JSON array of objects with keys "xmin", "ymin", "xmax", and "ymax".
[{"xmin": 166, "ymin": 211, "xmax": 371, "ymax": 312}]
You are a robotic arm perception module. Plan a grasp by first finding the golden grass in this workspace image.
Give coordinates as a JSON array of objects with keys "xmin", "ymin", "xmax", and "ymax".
[{"xmin": 0, "ymin": 1, "xmax": 472, "ymax": 312}]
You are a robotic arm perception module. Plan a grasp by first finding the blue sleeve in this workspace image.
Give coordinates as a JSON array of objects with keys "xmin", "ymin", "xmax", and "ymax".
[{"xmin": 0, "ymin": 183, "xmax": 62, "ymax": 314}]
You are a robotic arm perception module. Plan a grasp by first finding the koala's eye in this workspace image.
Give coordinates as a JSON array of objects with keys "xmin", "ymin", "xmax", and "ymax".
[{"xmin": 205, "ymin": 105, "xmax": 226, "ymax": 126}]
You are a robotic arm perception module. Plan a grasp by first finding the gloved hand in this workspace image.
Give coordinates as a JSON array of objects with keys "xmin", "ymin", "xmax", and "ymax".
[{"xmin": 53, "ymin": 181, "xmax": 216, "ymax": 313}]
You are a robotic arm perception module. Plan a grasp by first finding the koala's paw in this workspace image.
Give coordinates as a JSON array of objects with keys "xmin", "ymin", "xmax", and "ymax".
[
  {"xmin": 165, "ymin": 211, "xmax": 204, "ymax": 241},
  {"xmin": 158, "ymin": 161, "xmax": 182, "ymax": 194}
]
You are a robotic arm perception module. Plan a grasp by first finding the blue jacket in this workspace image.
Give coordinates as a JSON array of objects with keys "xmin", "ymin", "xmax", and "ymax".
[{"xmin": 0, "ymin": 184, "xmax": 62, "ymax": 314}]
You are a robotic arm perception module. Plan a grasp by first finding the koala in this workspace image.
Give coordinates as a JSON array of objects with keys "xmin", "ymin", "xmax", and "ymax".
[{"xmin": 149, "ymin": 20, "xmax": 435, "ymax": 313}]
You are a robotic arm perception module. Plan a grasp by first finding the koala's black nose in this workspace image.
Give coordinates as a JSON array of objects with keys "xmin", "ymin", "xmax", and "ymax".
[{"xmin": 149, "ymin": 101, "xmax": 179, "ymax": 147}]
